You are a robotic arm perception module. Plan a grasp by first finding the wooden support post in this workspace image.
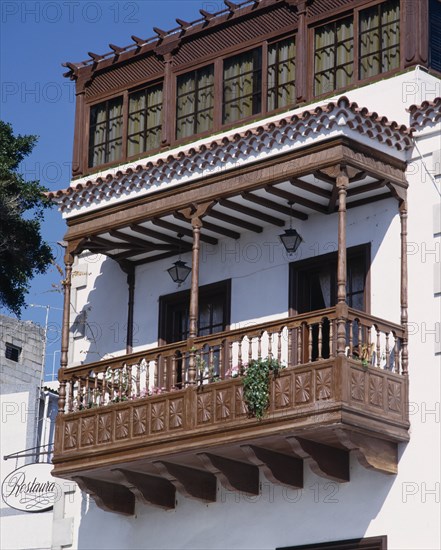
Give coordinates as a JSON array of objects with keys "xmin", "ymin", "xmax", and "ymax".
[
  {"xmin": 400, "ymin": 200, "xmax": 409, "ymax": 375},
  {"xmin": 336, "ymin": 167, "xmax": 349, "ymax": 356},
  {"xmin": 125, "ymin": 265, "xmax": 135, "ymax": 355},
  {"xmin": 58, "ymin": 250, "xmax": 74, "ymax": 414}
]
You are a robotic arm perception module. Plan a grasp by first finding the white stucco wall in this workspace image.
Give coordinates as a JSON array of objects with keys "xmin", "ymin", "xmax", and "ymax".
[{"xmin": 62, "ymin": 71, "xmax": 440, "ymax": 549}]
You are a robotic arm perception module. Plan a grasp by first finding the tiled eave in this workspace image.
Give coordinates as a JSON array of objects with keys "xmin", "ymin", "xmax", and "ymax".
[
  {"xmin": 409, "ymin": 97, "xmax": 441, "ymax": 128},
  {"xmin": 48, "ymin": 97, "xmax": 413, "ymax": 217}
]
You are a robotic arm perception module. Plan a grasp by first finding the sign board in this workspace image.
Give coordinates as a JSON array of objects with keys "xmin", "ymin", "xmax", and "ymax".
[{"xmin": 1, "ymin": 463, "xmax": 61, "ymax": 513}]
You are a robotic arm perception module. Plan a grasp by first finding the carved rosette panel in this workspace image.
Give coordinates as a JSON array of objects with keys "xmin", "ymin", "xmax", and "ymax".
[
  {"xmin": 133, "ymin": 405, "xmax": 148, "ymax": 436},
  {"xmin": 387, "ymin": 381, "xmax": 402, "ymax": 413},
  {"xmin": 316, "ymin": 368, "xmax": 332, "ymax": 400},
  {"xmin": 351, "ymin": 370, "xmax": 365, "ymax": 402},
  {"xmin": 169, "ymin": 398, "xmax": 184, "ymax": 430},
  {"xmin": 197, "ymin": 392, "xmax": 212, "ymax": 424},
  {"xmin": 215, "ymin": 389, "xmax": 232, "ymax": 421},
  {"xmin": 274, "ymin": 375, "xmax": 292, "ymax": 409},
  {"xmin": 115, "ymin": 409, "xmax": 130, "ymax": 440},
  {"xmin": 151, "ymin": 401, "xmax": 166, "ymax": 432},
  {"xmin": 295, "ymin": 372, "xmax": 311, "ymax": 403},
  {"xmin": 97, "ymin": 412, "xmax": 113, "ymax": 444},
  {"xmin": 64, "ymin": 420, "xmax": 78, "ymax": 450},
  {"xmin": 235, "ymin": 385, "xmax": 248, "ymax": 417},
  {"xmin": 369, "ymin": 375, "xmax": 384, "ymax": 408},
  {"xmin": 80, "ymin": 416, "xmax": 95, "ymax": 447}
]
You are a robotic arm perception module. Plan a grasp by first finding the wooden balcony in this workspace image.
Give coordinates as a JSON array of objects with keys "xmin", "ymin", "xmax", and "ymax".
[{"xmin": 53, "ymin": 307, "xmax": 409, "ymax": 515}]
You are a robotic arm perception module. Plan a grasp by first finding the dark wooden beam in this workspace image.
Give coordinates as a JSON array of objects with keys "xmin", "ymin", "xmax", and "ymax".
[
  {"xmin": 345, "ymin": 193, "xmax": 392, "ymax": 210},
  {"xmin": 268, "ymin": 184, "xmax": 328, "ymax": 213},
  {"xmin": 132, "ymin": 251, "xmax": 180, "ymax": 266},
  {"xmin": 113, "ymin": 469, "xmax": 176, "ymax": 509},
  {"xmin": 89, "ymin": 235, "xmax": 131, "ymax": 250},
  {"xmin": 153, "ymin": 461, "xmax": 217, "ymax": 502},
  {"xmin": 347, "ymin": 181, "xmax": 384, "ymax": 197},
  {"xmin": 328, "ymin": 184, "xmax": 339, "ymax": 213},
  {"xmin": 219, "ymin": 198, "xmax": 285, "ymax": 226},
  {"xmin": 209, "ymin": 209, "xmax": 263, "ymax": 233},
  {"xmin": 336, "ymin": 431, "xmax": 398, "ymax": 475},
  {"xmin": 241, "ymin": 445, "xmax": 303, "ymax": 488},
  {"xmin": 109, "ymin": 229, "xmax": 173, "ymax": 251},
  {"xmin": 72, "ymin": 476, "xmax": 135, "ymax": 515},
  {"xmin": 152, "ymin": 218, "xmax": 218, "ymax": 245},
  {"xmin": 198, "ymin": 453, "xmax": 259, "ymax": 495},
  {"xmin": 174, "ymin": 213, "xmax": 240, "ymax": 240},
  {"xmin": 291, "ymin": 177, "xmax": 332, "ymax": 199},
  {"xmin": 287, "ymin": 437, "xmax": 350, "ymax": 482},
  {"xmin": 130, "ymin": 224, "xmax": 192, "ymax": 249},
  {"xmin": 241, "ymin": 192, "xmax": 308, "ymax": 220}
]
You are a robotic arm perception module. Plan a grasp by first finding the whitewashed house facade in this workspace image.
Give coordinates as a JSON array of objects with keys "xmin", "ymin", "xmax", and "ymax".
[{"xmin": 49, "ymin": 1, "xmax": 441, "ymax": 548}]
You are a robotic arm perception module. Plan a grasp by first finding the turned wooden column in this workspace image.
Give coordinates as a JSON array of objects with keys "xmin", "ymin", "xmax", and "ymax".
[
  {"xmin": 188, "ymin": 217, "xmax": 202, "ymax": 384},
  {"xmin": 126, "ymin": 265, "xmax": 135, "ymax": 355},
  {"xmin": 58, "ymin": 250, "xmax": 74, "ymax": 413},
  {"xmin": 336, "ymin": 168, "xmax": 349, "ymax": 356},
  {"xmin": 294, "ymin": 0, "xmax": 308, "ymax": 103},
  {"xmin": 400, "ymin": 200, "xmax": 409, "ymax": 375}
]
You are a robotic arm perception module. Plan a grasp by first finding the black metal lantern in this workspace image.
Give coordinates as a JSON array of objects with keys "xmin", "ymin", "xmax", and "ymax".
[
  {"xmin": 167, "ymin": 234, "xmax": 191, "ymax": 285},
  {"xmin": 167, "ymin": 259, "xmax": 191, "ymax": 285},
  {"xmin": 279, "ymin": 201, "xmax": 303, "ymax": 254}
]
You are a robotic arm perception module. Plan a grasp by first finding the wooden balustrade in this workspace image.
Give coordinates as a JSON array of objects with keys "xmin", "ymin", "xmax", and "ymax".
[{"xmin": 60, "ymin": 307, "xmax": 405, "ymax": 414}]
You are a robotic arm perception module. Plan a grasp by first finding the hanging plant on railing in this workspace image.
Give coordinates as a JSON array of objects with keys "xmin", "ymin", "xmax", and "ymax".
[{"xmin": 242, "ymin": 357, "xmax": 284, "ymax": 420}]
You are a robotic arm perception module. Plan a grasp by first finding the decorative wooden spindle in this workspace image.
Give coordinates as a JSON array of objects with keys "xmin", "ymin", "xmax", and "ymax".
[
  {"xmin": 358, "ymin": 323, "xmax": 362, "ymax": 355},
  {"xmin": 297, "ymin": 326, "xmax": 302, "ymax": 364},
  {"xmin": 329, "ymin": 320, "xmax": 334, "ymax": 357},
  {"xmin": 110, "ymin": 368, "xmax": 115, "ymax": 401},
  {"xmin": 308, "ymin": 325, "xmax": 313, "ymax": 363},
  {"xmin": 136, "ymin": 364, "xmax": 141, "ymax": 397},
  {"xmin": 145, "ymin": 359, "xmax": 150, "ymax": 392},
  {"xmin": 248, "ymin": 336, "xmax": 253, "ymax": 364},
  {"xmin": 257, "ymin": 333, "xmax": 262, "ymax": 360},
  {"xmin": 376, "ymin": 330, "xmax": 381, "ymax": 368},
  {"xmin": 268, "ymin": 332, "xmax": 273, "ymax": 360},
  {"xmin": 385, "ymin": 333, "xmax": 390, "ymax": 370},
  {"xmin": 68, "ymin": 381, "xmax": 74, "ymax": 413},
  {"xmin": 171, "ymin": 355, "xmax": 177, "ymax": 388},
  {"xmin": 318, "ymin": 321, "xmax": 323, "ymax": 360},
  {"xmin": 277, "ymin": 330, "xmax": 282, "ymax": 362},
  {"xmin": 239, "ymin": 338, "xmax": 244, "ymax": 371},
  {"xmin": 219, "ymin": 343, "xmax": 224, "ymax": 378},
  {"xmin": 93, "ymin": 375, "xmax": 98, "ymax": 405},
  {"xmin": 228, "ymin": 341, "xmax": 233, "ymax": 374},
  {"xmin": 288, "ymin": 327, "xmax": 293, "ymax": 366},
  {"xmin": 162, "ymin": 357, "xmax": 168, "ymax": 390},
  {"xmin": 154, "ymin": 356, "xmax": 159, "ymax": 388},
  {"xmin": 209, "ymin": 347, "xmax": 215, "ymax": 379},
  {"xmin": 394, "ymin": 338, "xmax": 400, "ymax": 374},
  {"xmin": 348, "ymin": 322, "xmax": 353, "ymax": 356}
]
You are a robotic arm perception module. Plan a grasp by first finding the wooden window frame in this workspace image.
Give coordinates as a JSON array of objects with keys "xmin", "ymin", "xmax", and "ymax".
[
  {"xmin": 309, "ymin": 0, "xmax": 402, "ymax": 99},
  {"xmin": 289, "ymin": 244, "xmax": 371, "ymax": 317},
  {"xmin": 158, "ymin": 280, "xmax": 231, "ymax": 346},
  {"xmin": 277, "ymin": 535, "xmax": 387, "ymax": 550},
  {"xmin": 127, "ymin": 82, "xmax": 163, "ymax": 157},
  {"xmin": 175, "ymin": 64, "xmax": 215, "ymax": 140},
  {"xmin": 88, "ymin": 96, "xmax": 124, "ymax": 169},
  {"xmin": 267, "ymin": 35, "xmax": 297, "ymax": 111}
]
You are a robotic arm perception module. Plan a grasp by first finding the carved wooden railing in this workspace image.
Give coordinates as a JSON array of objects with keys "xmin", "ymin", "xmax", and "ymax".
[{"xmin": 59, "ymin": 307, "xmax": 405, "ymax": 414}]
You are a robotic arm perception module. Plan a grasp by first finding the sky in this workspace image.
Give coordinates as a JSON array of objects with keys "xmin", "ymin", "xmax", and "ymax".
[{"xmin": 0, "ymin": 0, "xmax": 215, "ymax": 379}]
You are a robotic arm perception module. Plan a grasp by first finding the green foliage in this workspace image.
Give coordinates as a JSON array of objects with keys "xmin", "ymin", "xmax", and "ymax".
[
  {"xmin": 0, "ymin": 121, "xmax": 53, "ymax": 315},
  {"xmin": 242, "ymin": 357, "xmax": 283, "ymax": 420}
]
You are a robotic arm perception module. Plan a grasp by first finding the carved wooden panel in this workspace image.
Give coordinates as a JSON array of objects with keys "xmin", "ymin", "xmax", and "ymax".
[
  {"xmin": 197, "ymin": 392, "xmax": 212, "ymax": 425},
  {"xmin": 234, "ymin": 385, "xmax": 248, "ymax": 417},
  {"xmin": 115, "ymin": 409, "xmax": 130, "ymax": 440},
  {"xmin": 387, "ymin": 380, "xmax": 402, "ymax": 413},
  {"xmin": 295, "ymin": 371, "xmax": 311, "ymax": 403},
  {"xmin": 274, "ymin": 375, "xmax": 292, "ymax": 409},
  {"xmin": 368, "ymin": 375, "xmax": 384, "ymax": 408},
  {"xmin": 97, "ymin": 412, "xmax": 113, "ymax": 444},
  {"xmin": 80, "ymin": 416, "xmax": 96, "ymax": 447},
  {"xmin": 151, "ymin": 401, "xmax": 166, "ymax": 432},
  {"xmin": 133, "ymin": 405, "xmax": 148, "ymax": 436},
  {"xmin": 350, "ymin": 370, "xmax": 365, "ymax": 402},
  {"xmin": 64, "ymin": 420, "xmax": 78, "ymax": 450},
  {"xmin": 316, "ymin": 367, "xmax": 333, "ymax": 400},
  {"xmin": 215, "ymin": 389, "xmax": 232, "ymax": 421},
  {"xmin": 168, "ymin": 398, "xmax": 184, "ymax": 430}
]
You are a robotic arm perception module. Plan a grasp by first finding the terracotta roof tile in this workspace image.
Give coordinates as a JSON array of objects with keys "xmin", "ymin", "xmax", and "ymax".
[
  {"xmin": 408, "ymin": 97, "xmax": 441, "ymax": 128},
  {"xmin": 47, "ymin": 96, "xmax": 413, "ymax": 212}
]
